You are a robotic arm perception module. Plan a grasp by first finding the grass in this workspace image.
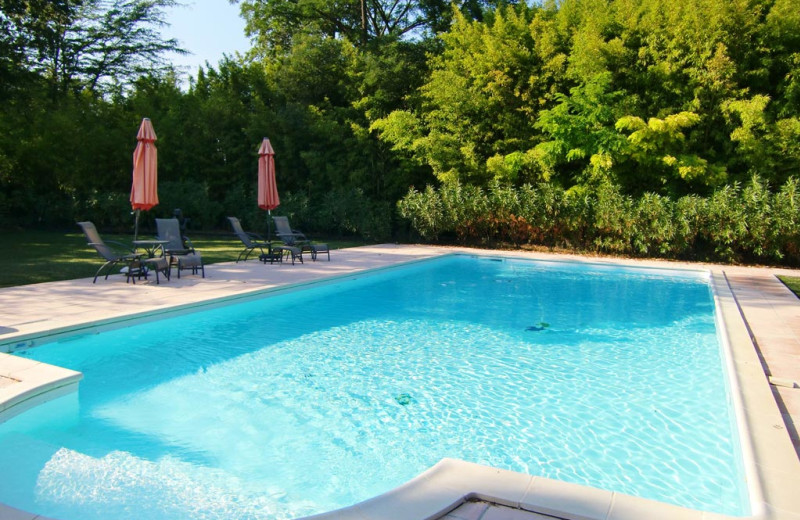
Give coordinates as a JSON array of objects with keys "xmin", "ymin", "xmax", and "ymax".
[
  {"xmin": 777, "ymin": 275, "xmax": 800, "ymax": 299},
  {"xmin": 0, "ymin": 230, "xmax": 366, "ymax": 288}
]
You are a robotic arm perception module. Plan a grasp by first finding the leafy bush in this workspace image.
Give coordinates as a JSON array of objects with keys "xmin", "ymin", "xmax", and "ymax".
[
  {"xmin": 592, "ymin": 183, "xmax": 635, "ymax": 254},
  {"xmin": 671, "ymin": 195, "xmax": 705, "ymax": 259},
  {"xmin": 397, "ymin": 186, "xmax": 446, "ymax": 240},
  {"xmin": 633, "ymin": 193, "xmax": 675, "ymax": 256},
  {"xmin": 314, "ymin": 187, "xmax": 392, "ymax": 241},
  {"xmin": 276, "ymin": 188, "xmax": 392, "ymax": 242},
  {"xmin": 157, "ymin": 181, "xmax": 222, "ymax": 231},
  {"xmin": 77, "ymin": 190, "xmax": 134, "ymax": 231},
  {"xmin": 772, "ymin": 178, "xmax": 800, "ymax": 260},
  {"xmin": 397, "ymin": 177, "xmax": 800, "ymax": 265}
]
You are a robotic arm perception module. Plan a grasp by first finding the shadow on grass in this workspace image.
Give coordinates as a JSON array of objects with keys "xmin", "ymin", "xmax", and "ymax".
[{"xmin": 0, "ymin": 230, "xmax": 367, "ymax": 288}]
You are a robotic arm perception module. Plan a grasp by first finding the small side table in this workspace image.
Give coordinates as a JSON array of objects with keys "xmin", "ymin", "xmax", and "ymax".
[{"xmin": 133, "ymin": 239, "xmax": 169, "ymax": 258}]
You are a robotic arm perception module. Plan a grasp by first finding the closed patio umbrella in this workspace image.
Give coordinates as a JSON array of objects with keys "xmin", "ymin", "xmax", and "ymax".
[
  {"xmin": 131, "ymin": 118, "xmax": 158, "ymax": 240},
  {"xmin": 257, "ymin": 137, "xmax": 280, "ymax": 240}
]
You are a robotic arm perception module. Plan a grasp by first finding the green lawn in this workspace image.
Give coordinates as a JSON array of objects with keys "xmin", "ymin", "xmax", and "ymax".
[
  {"xmin": 0, "ymin": 230, "xmax": 366, "ymax": 288},
  {"xmin": 777, "ymin": 275, "xmax": 800, "ymax": 299}
]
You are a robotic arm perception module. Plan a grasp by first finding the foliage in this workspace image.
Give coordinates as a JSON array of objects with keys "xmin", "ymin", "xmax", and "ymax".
[
  {"xmin": 397, "ymin": 177, "xmax": 800, "ymax": 265},
  {"xmin": 533, "ymin": 73, "xmax": 628, "ymax": 185},
  {"xmin": 0, "ymin": 0, "xmax": 184, "ymax": 96},
  {"xmin": 375, "ymin": 4, "xmax": 548, "ymax": 186},
  {"xmin": 1, "ymin": 0, "xmax": 799, "ymax": 262},
  {"xmin": 238, "ymin": 0, "xmax": 516, "ymax": 53},
  {"xmin": 375, "ymin": 0, "xmax": 800, "ymax": 196}
]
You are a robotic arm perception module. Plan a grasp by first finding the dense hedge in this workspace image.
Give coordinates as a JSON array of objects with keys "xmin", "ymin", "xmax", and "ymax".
[
  {"xmin": 65, "ymin": 181, "xmax": 394, "ymax": 242},
  {"xmin": 398, "ymin": 177, "xmax": 800, "ymax": 265}
]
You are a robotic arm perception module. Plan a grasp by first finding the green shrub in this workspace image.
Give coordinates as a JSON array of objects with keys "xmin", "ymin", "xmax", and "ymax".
[
  {"xmin": 633, "ymin": 193, "xmax": 675, "ymax": 256},
  {"xmin": 277, "ymin": 191, "xmax": 313, "ymax": 230},
  {"xmin": 739, "ymin": 176, "xmax": 775, "ymax": 261},
  {"xmin": 702, "ymin": 183, "xmax": 746, "ymax": 262},
  {"xmin": 592, "ymin": 183, "xmax": 635, "ymax": 254},
  {"xmin": 157, "ymin": 181, "xmax": 221, "ymax": 231},
  {"xmin": 672, "ymin": 195, "xmax": 705, "ymax": 258},
  {"xmin": 561, "ymin": 185, "xmax": 594, "ymax": 250},
  {"xmin": 772, "ymin": 178, "xmax": 800, "ymax": 262},
  {"xmin": 398, "ymin": 186, "xmax": 446, "ymax": 240},
  {"xmin": 221, "ymin": 184, "xmax": 262, "ymax": 233},
  {"xmin": 314, "ymin": 187, "xmax": 392, "ymax": 241},
  {"xmin": 77, "ymin": 190, "xmax": 133, "ymax": 231},
  {"xmin": 517, "ymin": 183, "xmax": 569, "ymax": 246},
  {"xmin": 397, "ymin": 177, "xmax": 800, "ymax": 265},
  {"xmin": 440, "ymin": 183, "xmax": 487, "ymax": 243}
]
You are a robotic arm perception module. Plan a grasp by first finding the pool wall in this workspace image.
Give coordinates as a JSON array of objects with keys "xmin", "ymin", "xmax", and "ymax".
[{"xmin": 0, "ymin": 246, "xmax": 798, "ymax": 520}]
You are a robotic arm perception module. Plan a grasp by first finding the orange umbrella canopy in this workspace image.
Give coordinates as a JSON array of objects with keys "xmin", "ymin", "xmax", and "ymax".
[
  {"xmin": 257, "ymin": 137, "xmax": 280, "ymax": 211},
  {"xmin": 130, "ymin": 118, "xmax": 158, "ymax": 211}
]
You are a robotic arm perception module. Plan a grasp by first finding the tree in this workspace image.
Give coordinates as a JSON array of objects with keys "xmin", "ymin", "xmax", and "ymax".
[
  {"xmin": 1, "ymin": 0, "xmax": 185, "ymax": 96},
  {"xmin": 236, "ymin": 0, "xmax": 517, "ymax": 54},
  {"xmin": 373, "ymin": 4, "xmax": 555, "ymax": 186},
  {"xmin": 533, "ymin": 73, "xmax": 629, "ymax": 186}
]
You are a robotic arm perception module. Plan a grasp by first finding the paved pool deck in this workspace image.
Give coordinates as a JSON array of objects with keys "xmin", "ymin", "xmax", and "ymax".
[{"xmin": 1, "ymin": 244, "xmax": 799, "ymax": 520}]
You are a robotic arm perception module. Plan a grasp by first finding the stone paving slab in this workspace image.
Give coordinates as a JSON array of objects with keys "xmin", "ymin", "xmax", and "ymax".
[{"xmin": 725, "ymin": 271, "xmax": 800, "ymax": 454}]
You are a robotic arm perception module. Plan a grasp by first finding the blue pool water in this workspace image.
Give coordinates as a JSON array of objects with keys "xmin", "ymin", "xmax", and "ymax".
[{"xmin": 0, "ymin": 255, "xmax": 749, "ymax": 519}]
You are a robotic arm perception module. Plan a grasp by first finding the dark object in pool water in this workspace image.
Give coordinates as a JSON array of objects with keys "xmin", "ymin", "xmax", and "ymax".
[
  {"xmin": 526, "ymin": 322, "xmax": 550, "ymax": 332},
  {"xmin": 395, "ymin": 393, "xmax": 413, "ymax": 406}
]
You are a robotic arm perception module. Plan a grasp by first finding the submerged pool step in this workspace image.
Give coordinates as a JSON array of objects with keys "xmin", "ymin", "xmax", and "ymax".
[{"xmin": 0, "ymin": 353, "xmax": 83, "ymax": 425}]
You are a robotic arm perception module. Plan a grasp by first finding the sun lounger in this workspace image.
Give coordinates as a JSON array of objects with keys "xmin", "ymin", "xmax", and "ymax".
[
  {"xmin": 155, "ymin": 218, "xmax": 205, "ymax": 278},
  {"xmin": 227, "ymin": 216, "xmax": 271, "ymax": 262},
  {"xmin": 78, "ymin": 221, "xmax": 146, "ymax": 283},
  {"xmin": 272, "ymin": 216, "xmax": 330, "ymax": 261}
]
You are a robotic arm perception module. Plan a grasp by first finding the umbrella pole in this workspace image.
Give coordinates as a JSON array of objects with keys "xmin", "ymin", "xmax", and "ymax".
[
  {"xmin": 267, "ymin": 209, "xmax": 272, "ymax": 242},
  {"xmin": 134, "ymin": 209, "xmax": 140, "ymax": 242}
]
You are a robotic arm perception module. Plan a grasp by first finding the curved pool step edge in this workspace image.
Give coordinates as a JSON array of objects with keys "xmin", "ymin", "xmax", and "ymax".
[
  {"xmin": 0, "ymin": 352, "xmax": 82, "ymax": 425},
  {"xmin": 299, "ymin": 458, "xmax": 764, "ymax": 520},
  {"xmin": 0, "ymin": 501, "xmax": 60, "ymax": 520}
]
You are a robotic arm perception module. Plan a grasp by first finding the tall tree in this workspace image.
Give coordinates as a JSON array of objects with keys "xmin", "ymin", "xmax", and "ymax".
[
  {"xmin": 236, "ymin": 0, "xmax": 516, "ymax": 54},
  {"xmin": 1, "ymin": 0, "xmax": 184, "ymax": 96},
  {"xmin": 373, "ymin": 4, "xmax": 552, "ymax": 186}
]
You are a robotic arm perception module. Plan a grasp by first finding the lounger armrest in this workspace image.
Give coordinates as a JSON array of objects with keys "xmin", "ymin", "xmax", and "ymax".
[
  {"xmin": 246, "ymin": 231, "xmax": 266, "ymax": 242},
  {"xmin": 182, "ymin": 236, "xmax": 196, "ymax": 254}
]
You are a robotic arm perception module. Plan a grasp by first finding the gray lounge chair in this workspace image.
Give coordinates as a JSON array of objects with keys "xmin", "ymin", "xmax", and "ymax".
[
  {"xmin": 272, "ymin": 216, "xmax": 309, "ymax": 247},
  {"xmin": 78, "ymin": 221, "xmax": 146, "ymax": 284},
  {"xmin": 272, "ymin": 216, "xmax": 330, "ymax": 261},
  {"xmin": 155, "ymin": 218, "xmax": 205, "ymax": 278},
  {"xmin": 227, "ymin": 217, "xmax": 272, "ymax": 263}
]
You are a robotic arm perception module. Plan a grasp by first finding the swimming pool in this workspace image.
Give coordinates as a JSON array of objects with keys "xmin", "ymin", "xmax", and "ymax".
[{"xmin": 0, "ymin": 255, "xmax": 750, "ymax": 519}]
